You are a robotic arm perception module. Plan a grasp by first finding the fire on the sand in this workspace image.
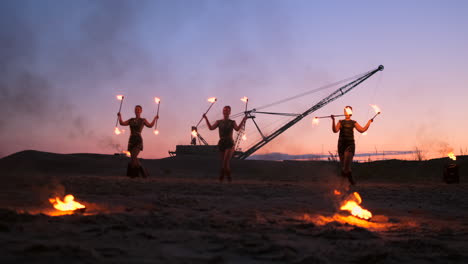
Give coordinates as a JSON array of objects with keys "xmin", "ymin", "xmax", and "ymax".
[
  {"xmin": 339, "ymin": 191, "xmax": 372, "ymax": 220},
  {"xmin": 49, "ymin": 194, "xmax": 86, "ymax": 216},
  {"xmin": 448, "ymin": 152, "xmax": 456, "ymax": 161}
]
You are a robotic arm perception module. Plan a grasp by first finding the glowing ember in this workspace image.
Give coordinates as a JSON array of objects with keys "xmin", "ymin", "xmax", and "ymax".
[
  {"xmin": 122, "ymin": 150, "xmax": 131, "ymax": 157},
  {"xmin": 49, "ymin": 194, "xmax": 85, "ymax": 212},
  {"xmin": 345, "ymin": 107, "xmax": 353, "ymax": 115},
  {"xmin": 241, "ymin": 96, "xmax": 248, "ymax": 103},
  {"xmin": 191, "ymin": 130, "xmax": 198, "ymax": 137},
  {"xmin": 242, "ymin": 134, "xmax": 247, "ymax": 141},
  {"xmin": 207, "ymin": 97, "xmax": 217, "ymax": 103},
  {"xmin": 114, "ymin": 127, "xmax": 121, "ymax": 135},
  {"xmin": 334, "ymin": 189, "xmax": 342, "ymax": 195},
  {"xmin": 370, "ymin": 104, "xmax": 381, "ymax": 114},
  {"xmin": 154, "ymin": 130, "xmax": 159, "ymax": 135},
  {"xmin": 154, "ymin": 97, "xmax": 161, "ymax": 104},
  {"xmin": 312, "ymin": 117, "xmax": 319, "ymax": 125},
  {"xmin": 116, "ymin": 95, "xmax": 124, "ymax": 100},
  {"xmin": 448, "ymin": 152, "xmax": 456, "ymax": 161},
  {"xmin": 340, "ymin": 192, "xmax": 372, "ymax": 220}
]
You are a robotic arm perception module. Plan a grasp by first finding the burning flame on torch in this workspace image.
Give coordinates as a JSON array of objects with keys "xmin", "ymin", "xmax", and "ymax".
[
  {"xmin": 242, "ymin": 134, "xmax": 247, "ymax": 141},
  {"xmin": 339, "ymin": 192, "xmax": 372, "ymax": 220},
  {"xmin": 312, "ymin": 117, "xmax": 319, "ymax": 126},
  {"xmin": 448, "ymin": 152, "xmax": 456, "ymax": 161},
  {"xmin": 121, "ymin": 150, "xmax": 131, "ymax": 157},
  {"xmin": 241, "ymin": 96, "xmax": 248, "ymax": 103},
  {"xmin": 154, "ymin": 130, "xmax": 159, "ymax": 135},
  {"xmin": 114, "ymin": 127, "xmax": 121, "ymax": 135},
  {"xmin": 345, "ymin": 107, "xmax": 353, "ymax": 116},
  {"xmin": 191, "ymin": 130, "xmax": 198, "ymax": 137},
  {"xmin": 370, "ymin": 104, "xmax": 381, "ymax": 114},
  {"xmin": 116, "ymin": 95, "xmax": 124, "ymax": 100},
  {"xmin": 49, "ymin": 194, "xmax": 85, "ymax": 212},
  {"xmin": 207, "ymin": 97, "xmax": 217, "ymax": 103},
  {"xmin": 154, "ymin": 97, "xmax": 161, "ymax": 104}
]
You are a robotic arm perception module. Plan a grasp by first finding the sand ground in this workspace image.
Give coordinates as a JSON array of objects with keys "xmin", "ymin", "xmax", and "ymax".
[{"xmin": 0, "ymin": 151, "xmax": 467, "ymax": 263}]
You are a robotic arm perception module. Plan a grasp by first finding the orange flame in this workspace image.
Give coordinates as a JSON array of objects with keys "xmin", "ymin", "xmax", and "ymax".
[
  {"xmin": 242, "ymin": 134, "xmax": 247, "ymax": 141},
  {"xmin": 154, "ymin": 97, "xmax": 161, "ymax": 104},
  {"xmin": 240, "ymin": 96, "xmax": 248, "ymax": 103},
  {"xmin": 49, "ymin": 194, "xmax": 85, "ymax": 212},
  {"xmin": 116, "ymin": 95, "xmax": 124, "ymax": 100},
  {"xmin": 370, "ymin": 104, "xmax": 381, "ymax": 114},
  {"xmin": 448, "ymin": 152, "xmax": 456, "ymax": 161},
  {"xmin": 334, "ymin": 189, "xmax": 342, "ymax": 195},
  {"xmin": 191, "ymin": 130, "xmax": 198, "ymax": 137},
  {"xmin": 345, "ymin": 107, "xmax": 353, "ymax": 116},
  {"xmin": 340, "ymin": 192, "xmax": 372, "ymax": 220},
  {"xmin": 154, "ymin": 130, "xmax": 159, "ymax": 135},
  {"xmin": 122, "ymin": 150, "xmax": 131, "ymax": 157},
  {"xmin": 207, "ymin": 97, "xmax": 217, "ymax": 103},
  {"xmin": 312, "ymin": 117, "xmax": 319, "ymax": 126},
  {"xmin": 114, "ymin": 127, "xmax": 121, "ymax": 135}
]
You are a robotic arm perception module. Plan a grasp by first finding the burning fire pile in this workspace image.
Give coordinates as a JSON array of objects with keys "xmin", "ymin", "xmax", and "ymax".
[
  {"xmin": 48, "ymin": 194, "xmax": 86, "ymax": 216},
  {"xmin": 302, "ymin": 190, "xmax": 385, "ymax": 229}
]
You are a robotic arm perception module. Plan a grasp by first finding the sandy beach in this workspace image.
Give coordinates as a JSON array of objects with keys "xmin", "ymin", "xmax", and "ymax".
[{"xmin": 0, "ymin": 150, "xmax": 467, "ymax": 263}]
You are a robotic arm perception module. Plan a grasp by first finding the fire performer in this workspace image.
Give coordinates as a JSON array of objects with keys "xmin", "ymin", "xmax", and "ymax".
[
  {"xmin": 203, "ymin": 106, "xmax": 247, "ymax": 182},
  {"xmin": 331, "ymin": 106, "xmax": 373, "ymax": 185},
  {"xmin": 117, "ymin": 105, "xmax": 158, "ymax": 178}
]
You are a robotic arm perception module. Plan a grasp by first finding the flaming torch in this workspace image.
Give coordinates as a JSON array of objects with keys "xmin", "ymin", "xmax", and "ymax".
[
  {"xmin": 240, "ymin": 96, "xmax": 249, "ymax": 140},
  {"xmin": 195, "ymin": 97, "xmax": 217, "ymax": 127},
  {"xmin": 115, "ymin": 95, "xmax": 125, "ymax": 135},
  {"xmin": 370, "ymin": 104, "xmax": 381, "ymax": 121},
  {"xmin": 154, "ymin": 97, "xmax": 161, "ymax": 135},
  {"xmin": 312, "ymin": 115, "xmax": 345, "ymax": 126}
]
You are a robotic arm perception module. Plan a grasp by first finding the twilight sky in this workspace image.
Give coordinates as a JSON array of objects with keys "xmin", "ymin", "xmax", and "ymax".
[{"xmin": 1, "ymin": 0, "xmax": 467, "ymax": 160}]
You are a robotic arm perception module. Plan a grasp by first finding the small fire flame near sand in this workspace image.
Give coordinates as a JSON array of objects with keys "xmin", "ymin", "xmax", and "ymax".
[
  {"xmin": 49, "ymin": 194, "xmax": 86, "ymax": 216},
  {"xmin": 300, "ymin": 190, "xmax": 393, "ymax": 230},
  {"xmin": 121, "ymin": 150, "xmax": 131, "ymax": 157},
  {"xmin": 448, "ymin": 152, "xmax": 456, "ymax": 161}
]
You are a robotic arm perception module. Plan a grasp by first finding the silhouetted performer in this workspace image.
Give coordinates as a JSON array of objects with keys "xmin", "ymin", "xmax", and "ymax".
[
  {"xmin": 203, "ymin": 106, "xmax": 247, "ymax": 182},
  {"xmin": 118, "ymin": 105, "xmax": 158, "ymax": 178},
  {"xmin": 331, "ymin": 106, "xmax": 373, "ymax": 185}
]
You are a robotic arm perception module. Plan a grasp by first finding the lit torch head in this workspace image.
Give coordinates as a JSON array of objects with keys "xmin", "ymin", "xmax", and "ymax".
[
  {"xmin": 242, "ymin": 134, "xmax": 247, "ymax": 141},
  {"xmin": 116, "ymin": 95, "xmax": 124, "ymax": 101},
  {"xmin": 207, "ymin": 97, "xmax": 217, "ymax": 103},
  {"xmin": 154, "ymin": 97, "xmax": 161, "ymax": 104},
  {"xmin": 240, "ymin": 96, "xmax": 248, "ymax": 103},
  {"xmin": 122, "ymin": 150, "xmax": 131, "ymax": 157},
  {"xmin": 448, "ymin": 152, "xmax": 457, "ymax": 161},
  {"xmin": 370, "ymin": 104, "xmax": 381, "ymax": 115},
  {"xmin": 191, "ymin": 130, "xmax": 198, "ymax": 137},
  {"xmin": 312, "ymin": 117, "xmax": 320, "ymax": 126},
  {"xmin": 154, "ymin": 130, "xmax": 159, "ymax": 135},
  {"xmin": 114, "ymin": 127, "xmax": 121, "ymax": 135},
  {"xmin": 345, "ymin": 106, "xmax": 353, "ymax": 116}
]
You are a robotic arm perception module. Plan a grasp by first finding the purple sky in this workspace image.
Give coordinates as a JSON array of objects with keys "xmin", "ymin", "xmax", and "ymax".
[{"xmin": 1, "ymin": 0, "xmax": 467, "ymax": 160}]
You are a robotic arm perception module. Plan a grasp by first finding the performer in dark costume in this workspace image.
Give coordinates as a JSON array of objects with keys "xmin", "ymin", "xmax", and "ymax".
[
  {"xmin": 118, "ymin": 105, "xmax": 158, "ymax": 178},
  {"xmin": 203, "ymin": 106, "xmax": 247, "ymax": 182},
  {"xmin": 331, "ymin": 106, "xmax": 373, "ymax": 185}
]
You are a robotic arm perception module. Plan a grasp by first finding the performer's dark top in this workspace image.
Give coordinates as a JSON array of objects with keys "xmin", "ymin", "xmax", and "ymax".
[
  {"xmin": 217, "ymin": 119, "xmax": 235, "ymax": 152},
  {"xmin": 128, "ymin": 118, "xmax": 145, "ymax": 151},
  {"xmin": 338, "ymin": 119, "xmax": 356, "ymax": 145}
]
